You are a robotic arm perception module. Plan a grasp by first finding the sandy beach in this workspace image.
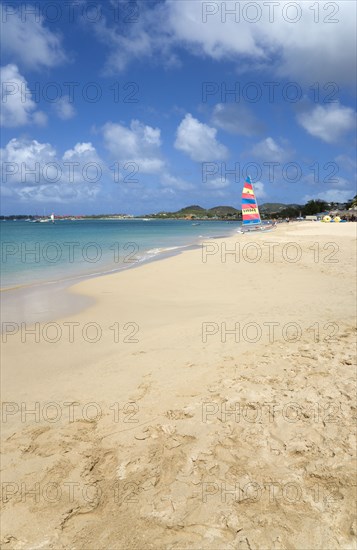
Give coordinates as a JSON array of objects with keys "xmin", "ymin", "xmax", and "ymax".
[{"xmin": 1, "ymin": 221, "xmax": 356, "ymax": 550}]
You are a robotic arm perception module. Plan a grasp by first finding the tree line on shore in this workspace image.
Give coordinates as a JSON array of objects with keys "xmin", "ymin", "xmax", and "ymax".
[{"xmin": 2, "ymin": 196, "xmax": 356, "ymax": 221}]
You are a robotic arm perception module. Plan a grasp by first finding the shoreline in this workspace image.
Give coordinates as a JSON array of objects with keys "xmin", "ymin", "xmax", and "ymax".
[
  {"xmin": 2, "ymin": 221, "xmax": 355, "ymax": 327},
  {"xmin": 0, "ymin": 232, "xmax": 232, "ymax": 325},
  {"xmin": 0, "ymin": 218, "xmax": 243, "ymax": 293}
]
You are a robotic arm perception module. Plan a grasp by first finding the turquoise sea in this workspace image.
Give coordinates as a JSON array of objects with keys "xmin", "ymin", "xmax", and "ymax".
[{"xmin": 0, "ymin": 219, "xmax": 240, "ymax": 290}]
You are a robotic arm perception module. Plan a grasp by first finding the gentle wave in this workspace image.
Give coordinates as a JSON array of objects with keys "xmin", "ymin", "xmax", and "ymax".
[{"xmin": 1, "ymin": 219, "xmax": 239, "ymax": 290}]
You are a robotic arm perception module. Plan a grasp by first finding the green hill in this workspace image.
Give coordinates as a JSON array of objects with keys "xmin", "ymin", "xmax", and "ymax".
[
  {"xmin": 260, "ymin": 202, "xmax": 301, "ymax": 213},
  {"xmin": 208, "ymin": 206, "xmax": 240, "ymax": 216},
  {"xmin": 175, "ymin": 205, "xmax": 206, "ymax": 215},
  {"xmin": 150, "ymin": 203, "xmax": 304, "ymax": 219},
  {"xmin": 174, "ymin": 205, "xmax": 240, "ymax": 218},
  {"xmin": 151, "ymin": 205, "xmax": 241, "ymax": 219}
]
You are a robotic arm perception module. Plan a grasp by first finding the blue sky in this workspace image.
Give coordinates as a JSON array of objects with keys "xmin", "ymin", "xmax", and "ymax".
[{"xmin": 1, "ymin": 0, "xmax": 356, "ymax": 215}]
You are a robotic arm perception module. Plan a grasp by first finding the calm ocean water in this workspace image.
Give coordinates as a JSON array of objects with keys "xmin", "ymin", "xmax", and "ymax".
[{"xmin": 0, "ymin": 219, "xmax": 240, "ymax": 289}]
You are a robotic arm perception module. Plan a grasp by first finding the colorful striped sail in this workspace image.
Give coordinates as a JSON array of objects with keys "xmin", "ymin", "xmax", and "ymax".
[{"xmin": 241, "ymin": 176, "xmax": 261, "ymax": 226}]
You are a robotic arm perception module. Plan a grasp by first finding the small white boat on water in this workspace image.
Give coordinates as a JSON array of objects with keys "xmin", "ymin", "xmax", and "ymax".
[{"xmin": 34, "ymin": 212, "xmax": 55, "ymax": 223}]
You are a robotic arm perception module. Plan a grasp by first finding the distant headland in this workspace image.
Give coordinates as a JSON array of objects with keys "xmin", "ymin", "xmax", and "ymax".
[{"xmin": 2, "ymin": 196, "xmax": 356, "ymax": 221}]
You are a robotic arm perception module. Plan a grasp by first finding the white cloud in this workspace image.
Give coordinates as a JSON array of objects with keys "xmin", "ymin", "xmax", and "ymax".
[
  {"xmin": 330, "ymin": 177, "xmax": 349, "ymax": 189},
  {"xmin": 102, "ymin": 119, "xmax": 165, "ymax": 173},
  {"xmin": 175, "ymin": 113, "xmax": 228, "ymax": 162},
  {"xmin": 297, "ymin": 103, "xmax": 356, "ymax": 143},
  {"xmin": 0, "ymin": 64, "xmax": 47, "ymax": 127},
  {"xmin": 211, "ymin": 103, "xmax": 264, "ymax": 136},
  {"xmin": 160, "ymin": 173, "xmax": 193, "ymax": 191},
  {"xmin": 168, "ymin": 0, "xmax": 263, "ymax": 59},
  {"xmin": 252, "ymin": 181, "xmax": 266, "ymax": 199},
  {"xmin": 1, "ymin": 138, "xmax": 56, "ymax": 169},
  {"xmin": 61, "ymin": 142, "xmax": 103, "ymax": 184},
  {"xmin": 102, "ymin": 119, "xmax": 191, "ymax": 191},
  {"xmin": 94, "ymin": 1, "xmax": 356, "ymax": 87},
  {"xmin": 92, "ymin": 2, "xmax": 179, "ymax": 73},
  {"xmin": 0, "ymin": 5, "xmax": 67, "ymax": 70},
  {"xmin": 251, "ymin": 137, "xmax": 290, "ymax": 163},
  {"xmin": 53, "ymin": 96, "xmax": 76, "ymax": 120},
  {"xmin": 267, "ymin": 2, "xmax": 356, "ymax": 87},
  {"xmin": 205, "ymin": 177, "xmax": 230, "ymax": 189},
  {"xmin": 63, "ymin": 142, "xmax": 96, "ymax": 161},
  {"xmin": 3, "ymin": 183, "xmax": 100, "ymax": 204},
  {"xmin": 1, "ymin": 138, "xmax": 101, "ymax": 202},
  {"xmin": 32, "ymin": 111, "xmax": 47, "ymax": 126}
]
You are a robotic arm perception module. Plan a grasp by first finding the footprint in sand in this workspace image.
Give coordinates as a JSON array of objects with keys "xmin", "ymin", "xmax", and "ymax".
[
  {"xmin": 130, "ymin": 380, "xmax": 152, "ymax": 401},
  {"xmin": 165, "ymin": 409, "xmax": 194, "ymax": 420}
]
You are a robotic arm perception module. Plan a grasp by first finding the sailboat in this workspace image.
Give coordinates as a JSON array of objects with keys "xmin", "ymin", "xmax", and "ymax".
[
  {"xmin": 34, "ymin": 212, "xmax": 55, "ymax": 223},
  {"xmin": 240, "ymin": 176, "xmax": 276, "ymax": 233}
]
